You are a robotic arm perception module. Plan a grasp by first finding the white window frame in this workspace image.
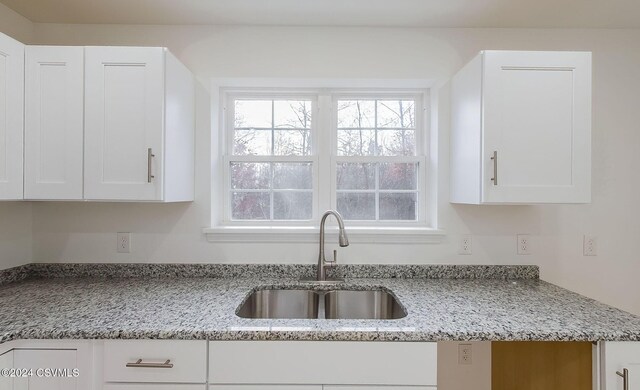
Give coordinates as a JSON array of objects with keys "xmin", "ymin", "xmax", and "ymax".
[{"xmin": 205, "ymin": 79, "xmax": 444, "ymax": 244}]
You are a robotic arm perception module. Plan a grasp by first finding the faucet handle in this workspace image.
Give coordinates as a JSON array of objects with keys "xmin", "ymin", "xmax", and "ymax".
[{"xmin": 325, "ymin": 249, "xmax": 338, "ymax": 267}]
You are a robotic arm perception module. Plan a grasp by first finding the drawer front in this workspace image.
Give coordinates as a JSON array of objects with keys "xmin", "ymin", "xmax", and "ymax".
[
  {"xmin": 105, "ymin": 385, "xmax": 205, "ymax": 390},
  {"xmin": 209, "ymin": 341, "xmax": 437, "ymax": 386},
  {"xmin": 104, "ymin": 340, "xmax": 206, "ymax": 383},
  {"xmin": 211, "ymin": 387, "xmax": 321, "ymax": 390},
  {"xmin": 105, "ymin": 386, "xmax": 205, "ymax": 390}
]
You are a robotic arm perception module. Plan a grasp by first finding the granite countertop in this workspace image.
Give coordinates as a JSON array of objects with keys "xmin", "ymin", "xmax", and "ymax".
[{"xmin": 1, "ymin": 264, "xmax": 640, "ymax": 344}]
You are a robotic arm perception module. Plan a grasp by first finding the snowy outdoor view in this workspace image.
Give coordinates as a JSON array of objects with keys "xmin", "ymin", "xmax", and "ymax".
[{"xmin": 230, "ymin": 98, "xmax": 419, "ymax": 222}]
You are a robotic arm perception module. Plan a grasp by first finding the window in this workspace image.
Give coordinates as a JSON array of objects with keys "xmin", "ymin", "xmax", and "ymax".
[
  {"xmin": 221, "ymin": 89, "xmax": 429, "ymax": 229},
  {"xmin": 335, "ymin": 99, "xmax": 420, "ymax": 221},
  {"xmin": 227, "ymin": 97, "xmax": 316, "ymax": 221}
]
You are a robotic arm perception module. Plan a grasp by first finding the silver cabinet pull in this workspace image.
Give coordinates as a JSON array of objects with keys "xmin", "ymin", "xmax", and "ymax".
[
  {"xmin": 126, "ymin": 359, "xmax": 173, "ymax": 369},
  {"xmin": 490, "ymin": 150, "xmax": 498, "ymax": 185},
  {"xmin": 617, "ymin": 368, "xmax": 629, "ymax": 390},
  {"xmin": 147, "ymin": 148, "xmax": 155, "ymax": 183}
]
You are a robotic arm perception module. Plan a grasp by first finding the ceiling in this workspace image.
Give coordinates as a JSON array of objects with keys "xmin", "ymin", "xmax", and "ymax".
[{"xmin": 2, "ymin": 0, "xmax": 640, "ymax": 28}]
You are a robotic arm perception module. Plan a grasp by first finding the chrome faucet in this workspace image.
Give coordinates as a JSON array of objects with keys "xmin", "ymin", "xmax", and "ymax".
[{"xmin": 317, "ymin": 210, "xmax": 349, "ymax": 281}]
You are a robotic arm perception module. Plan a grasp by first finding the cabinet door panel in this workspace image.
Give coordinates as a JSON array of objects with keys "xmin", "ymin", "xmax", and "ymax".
[
  {"xmin": 13, "ymin": 349, "xmax": 77, "ymax": 390},
  {"xmin": 602, "ymin": 342, "xmax": 640, "ymax": 390},
  {"xmin": 84, "ymin": 46, "xmax": 164, "ymax": 201},
  {"xmin": 24, "ymin": 46, "xmax": 84, "ymax": 200},
  {"xmin": 0, "ymin": 351, "xmax": 13, "ymax": 390},
  {"xmin": 0, "ymin": 33, "xmax": 24, "ymax": 200},
  {"xmin": 483, "ymin": 51, "xmax": 591, "ymax": 203},
  {"xmin": 324, "ymin": 387, "xmax": 436, "ymax": 390}
]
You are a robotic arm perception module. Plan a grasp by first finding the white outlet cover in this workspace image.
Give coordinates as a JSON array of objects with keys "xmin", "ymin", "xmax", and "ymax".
[
  {"xmin": 458, "ymin": 235, "xmax": 472, "ymax": 255},
  {"xmin": 117, "ymin": 232, "xmax": 131, "ymax": 253},
  {"xmin": 583, "ymin": 235, "xmax": 597, "ymax": 256},
  {"xmin": 517, "ymin": 234, "xmax": 531, "ymax": 255}
]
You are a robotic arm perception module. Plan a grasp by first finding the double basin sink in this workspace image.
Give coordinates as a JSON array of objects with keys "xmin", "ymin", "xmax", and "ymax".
[{"xmin": 237, "ymin": 289, "xmax": 407, "ymax": 320}]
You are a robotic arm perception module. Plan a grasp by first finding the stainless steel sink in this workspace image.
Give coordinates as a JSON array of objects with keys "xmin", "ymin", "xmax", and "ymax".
[
  {"xmin": 237, "ymin": 289, "xmax": 319, "ymax": 319},
  {"xmin": 324, "ymin": 290, "xmax": 407, "ymax": 320},
  {"xmin": 237, "ymin": 288, "xmax": 406, "ymax": 320}
]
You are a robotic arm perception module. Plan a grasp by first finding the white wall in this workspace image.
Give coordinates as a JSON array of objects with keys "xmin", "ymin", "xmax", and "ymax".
[
  {"xmin": 1, "ymin": 23, "xmax": 638, "ymax": 315},
  {"xmin": 0, "ymin": 4, "xmax": 33, "ymax": 270}
]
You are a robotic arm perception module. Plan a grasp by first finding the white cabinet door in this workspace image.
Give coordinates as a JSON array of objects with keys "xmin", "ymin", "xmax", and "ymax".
[
  {"xmin": 482, "ymin": 50, "xmax": 591, "ymax": 204},
  {"xmin": 450, "ymin": 50, "xmax": 591, "ymax": 204},
  {"xmin": 324, "ymin": 387, "xmax": 435, "ymax": 390},
  {"xmin": 13, "ymin": 349, "xmax": 77, "ymax": 390},
  {"xmin": 84, "ymin": 46, "xmax": 164, "ymax": 201},
  {"xmin": 24, "ymin": 46, "xmax": 84, "ymax": 200},
  {"xmin": 0, "ymin": 351, "xmax": 14, "ymax": 390},
  {"xmin": 0, "ymin": 33, "xmax": 24, "ymax": 200},
  {"xmin": 602, "ymin": 342, "xmax": 640, "ymax": 390}
]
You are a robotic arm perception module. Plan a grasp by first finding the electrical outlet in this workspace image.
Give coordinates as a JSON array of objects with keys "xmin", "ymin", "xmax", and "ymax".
[
  {"xmin": 517, "ymin": 234, "xmax": 531, "ymax": 255},
  {"xmin": 458, "ymin": 343, "xmax": 472, "ymax": 365},
  {"xmin": 117, "ymin": 232, "xmax": 130, "ymax": 253},
  {"xmin": 583, "ymin": 235, "xmax": 597, "ymax": 256},
  {"xmin": 458, "ymin": 235, "xmax": 472, "ymax": 255}
]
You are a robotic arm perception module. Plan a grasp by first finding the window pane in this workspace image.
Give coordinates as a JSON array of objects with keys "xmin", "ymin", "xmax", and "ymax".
[
  {"xmin": 337, "ymin": 192, "xmax": 375, "ymax": 220},
  {"xmin": 274, "ymin": 129, "xmax": 311, "ymax": 156},
  {"xmin": 377, "ymin": 100, "xmax": 415, "ymax": 129},
  {"xmin": 274, "ymin": 192, "xmax": 312, "ymax": 220},
  {"xmin": 378, "ymin": 129, "xmax": 416, "ymax": 156},
  {"xmin": 274, "ymin": 100, "xmax": 312, "ymax": 129},
  {"xmin": 336, "ymin": 163, "xmax": 375, "ymax": 190},
  {"xmin": 379, "ymin": 163, "xmax": 417, "ymax": 190},
  {"xmin": 273, "ymin": 163, "xmax": 312, "ymax": 189},
  {"xmin": 233, "ymin": 129, "xmax": 271, "ymax": 156},
  {"xmin": 337, "ymin": 129, "xmax": 376, "ymax": 156},
  {"xmin": 232, "ymin": 192, "xmax": 270, "ymax": 220},
  {"xmin": 230, "ymin": 162, "xmax": 271, "ymax": 189},
  {"xmin": 234, "ymin": 100, "xmax": 272, "ymax": 128},
  {"xmin": 337, "ymin": 100, "xmax": 375, "ymax": 128},
  {"xmin": 379, "ymin": 193, "xmax": 417, "ymax": 220}
]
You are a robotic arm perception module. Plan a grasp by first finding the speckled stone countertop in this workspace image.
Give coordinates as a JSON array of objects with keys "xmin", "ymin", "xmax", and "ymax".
[{"xmin": 1, "ymin": 264, "xmax": 640, "ymax": 344}]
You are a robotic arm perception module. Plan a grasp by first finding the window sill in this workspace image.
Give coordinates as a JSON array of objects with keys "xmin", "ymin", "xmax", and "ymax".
[{"xmin": 203, "ymin": 226, "xmax": 445, "ymax": 244}]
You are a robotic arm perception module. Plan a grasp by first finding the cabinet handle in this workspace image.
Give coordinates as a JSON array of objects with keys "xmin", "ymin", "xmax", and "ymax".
[
  {"xmin": 617, "ymin": 368, "xmax": 629, "ymax": 390},
  {"xmin": 126, "ymin": 359, "xmax": 173, "ymax": 369},
  {"xmin": 147, "ymin": 148, "xmax": 155, "ymax": 183},
  {"xmin": 490, "ymin": 150, "xmax": 498, "ymax": 185}
]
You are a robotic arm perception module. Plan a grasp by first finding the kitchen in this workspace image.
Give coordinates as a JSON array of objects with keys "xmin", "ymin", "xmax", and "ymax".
[{"xmin": 1, "ymin": 1, "xmax": 640, "ymax": 389}]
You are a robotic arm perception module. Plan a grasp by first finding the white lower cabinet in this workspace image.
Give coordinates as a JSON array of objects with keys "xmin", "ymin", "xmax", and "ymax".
[
  {"xmin": 0, "ymin": 351, "xmax": 14, "ymax": 390},
  {"xmin": 104, "ymin": 386, "xmax": 205, "ymax": 390},
  {"xmin": 209, "ymin": 341, "xmax": 437, "ymax": 388},
  {"xmin": 12, "ymin": 349, "xmax": 77, "ymax": 390},
  {"xmin": 601, "ymin": 342, "xmax": 640, "ymax": 390},
  {"xmin": 324, "ymin": 387, "xmax": 435, "ymax": 390},
  {"xmin": 210, "ymin": 387, "xmax": 321, "ymax": 390}
]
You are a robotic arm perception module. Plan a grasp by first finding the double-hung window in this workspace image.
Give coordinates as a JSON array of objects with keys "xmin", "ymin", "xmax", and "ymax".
[{"xmin": 220, "ymin": 88, "xmax": 430, "ymax": 231}]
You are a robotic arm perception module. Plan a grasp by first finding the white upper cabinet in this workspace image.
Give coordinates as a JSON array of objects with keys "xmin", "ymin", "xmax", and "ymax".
[
  {"xmin": 0, "ymin": 33, "xmax": 24, "ymax": 200},
  {"xmin": 24, "ymin": 46, "xmax": 84, "ymax": 200},
  {"xmin": 84, "ymin": 46, "xmax": 194, "ymax": 202},
  {"xmin": 450, "ymin": 50, "xmax": 592, "ymax": 204}
]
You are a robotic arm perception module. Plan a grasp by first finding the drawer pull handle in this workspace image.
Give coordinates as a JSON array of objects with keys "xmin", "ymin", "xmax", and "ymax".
[
  {"xmin": 617, "ymin": 368, "xmax": 629, "ymax": 390},
  {"xmin": 126, "ymin": 359, "xmax": 173, "ymax": 369}
]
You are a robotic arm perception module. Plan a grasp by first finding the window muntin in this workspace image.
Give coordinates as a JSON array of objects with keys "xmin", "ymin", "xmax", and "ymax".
[
  {"xmin": 228, "ymin": 97, "xmax": 315, "ymax": 221},
  {"xmin": 334, "ymin": 98, "xmax": 421, "ymax": 222},
  {"xmin": 223, "ymin": 91, "xmax": 427, "ymax": 226}
]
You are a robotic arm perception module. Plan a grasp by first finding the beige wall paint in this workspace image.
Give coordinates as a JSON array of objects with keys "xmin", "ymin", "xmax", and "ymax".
[
  {"xmin": 0, "ymin": 5, "xmax": 33, "ymax": 270},
  {"xmin": 0, "ymin": 22, "xmax": 638, "ymax": 316}
]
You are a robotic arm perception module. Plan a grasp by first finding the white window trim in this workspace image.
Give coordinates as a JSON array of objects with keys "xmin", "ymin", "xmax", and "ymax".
[{"xmin": 206, "ymin": 78, "xmax": 443, "ymax": 244}]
